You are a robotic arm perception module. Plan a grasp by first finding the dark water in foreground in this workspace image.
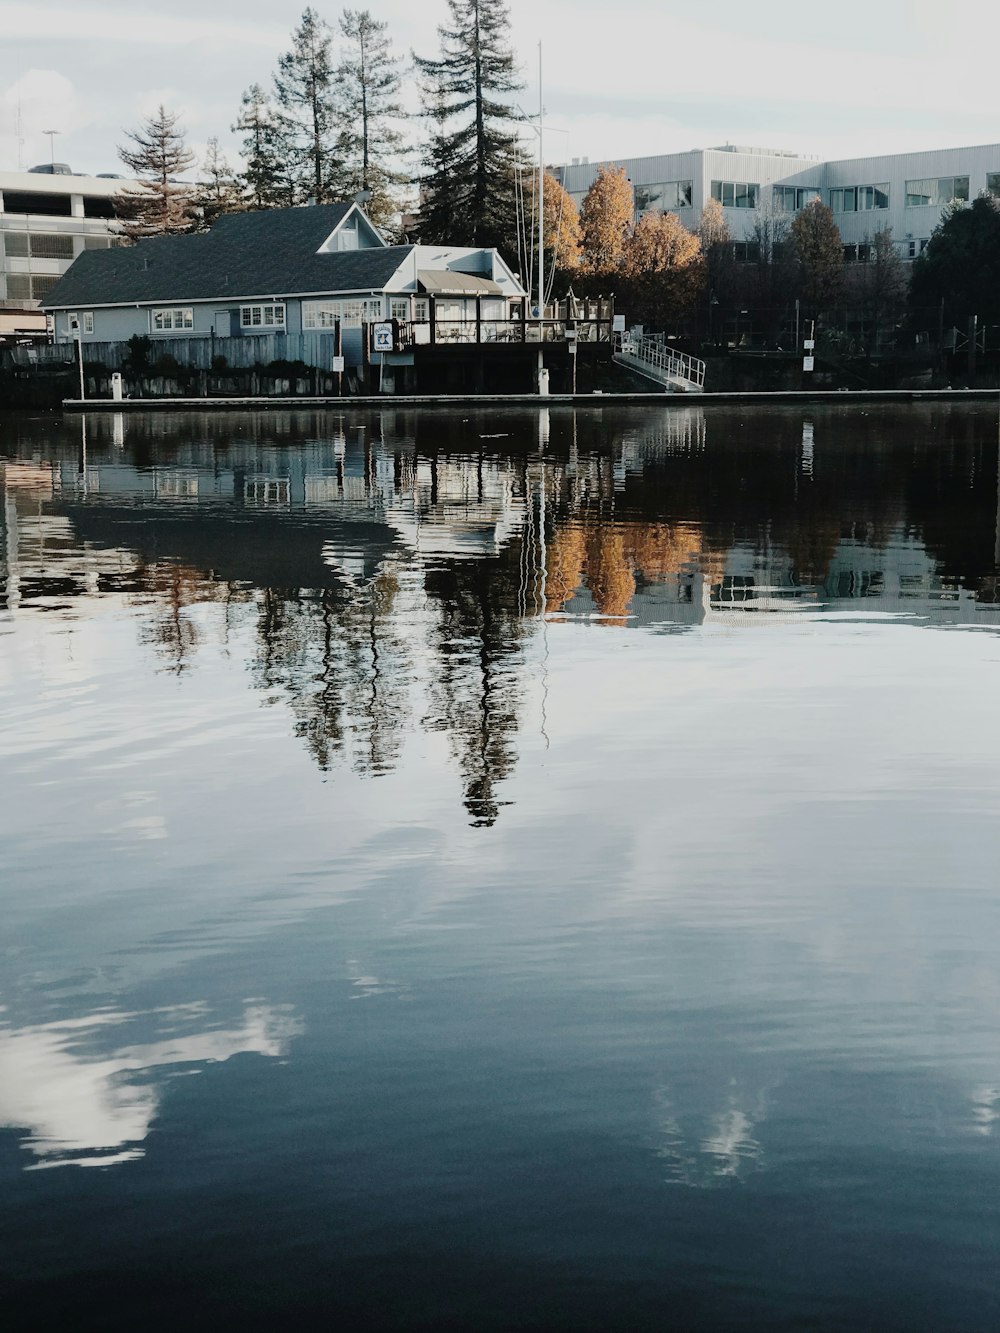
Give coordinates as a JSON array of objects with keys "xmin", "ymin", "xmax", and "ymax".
[{"xmin": 3, "ymin": 403, "xmax": 1000, "ymax": 1330}]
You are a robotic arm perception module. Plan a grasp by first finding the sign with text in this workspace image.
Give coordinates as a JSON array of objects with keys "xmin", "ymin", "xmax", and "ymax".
[
  {"xmin": 371, "ymin": 322, "xmax": 395, "ymax": 353},
  {"xmin": 803, "ymin": 356, "xmax": 815, "ymax": 372},
  {"xmin": 332, "ymin": 355, "xmax": 345, "ymax": 373}
]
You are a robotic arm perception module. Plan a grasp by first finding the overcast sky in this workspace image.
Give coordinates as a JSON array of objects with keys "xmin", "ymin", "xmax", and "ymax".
[{"xmin": 3, "ymin": 0, "xmax": 1000, "ymax": 182}]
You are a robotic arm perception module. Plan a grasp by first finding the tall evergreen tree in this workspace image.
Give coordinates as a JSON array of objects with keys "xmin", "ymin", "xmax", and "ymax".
[
  {"xmin": 196, "ymin": 137, "xmax": 242, "ymax": 227},
  {"xmin": 115, "ymin": 105, "xmax": 196, "ymax": 240},
  {"xmin": 234, "ymin": 84, "xmax": 297, "ymax": 210},
  {"xmin": 274, "ymin": 8, "xmax": 344, "ymax": 204},
  {"xmin": 335, "ymin": 8, "xmax": 405, "ymax": 227},
  {"xmin": 414, "ymin": 0, "xmax": 524, "ymax": 255}
]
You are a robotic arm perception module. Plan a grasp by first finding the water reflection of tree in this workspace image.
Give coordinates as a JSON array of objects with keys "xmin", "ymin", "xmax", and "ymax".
[
  {"xmin": 424, "ymin": 543, "xmax": 531, "ymax": 827},
  {"xmin": 250, "ymin": 572, "xmax": 411, "ymax": 777}
]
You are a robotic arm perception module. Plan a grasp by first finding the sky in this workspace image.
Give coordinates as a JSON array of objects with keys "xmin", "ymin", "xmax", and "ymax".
[{"xmin": 2, "ymin": 0, "xmax": 1000, "ymax": 181}]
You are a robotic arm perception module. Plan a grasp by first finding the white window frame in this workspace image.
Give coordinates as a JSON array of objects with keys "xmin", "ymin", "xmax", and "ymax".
[
  {"xmin": 152, "ymin": 307, "xmax": 194, "ymax": 332},
  {"xmin": 240, "ymin": 303, "xmax": 285, "ymax": 330},
  {"xmin": 390, "ymin": 298, "xmax": 409, "ymax": 321},
  {"xmin": 82, "ymin": 311, "xmax": 94, "ymax": 334}
]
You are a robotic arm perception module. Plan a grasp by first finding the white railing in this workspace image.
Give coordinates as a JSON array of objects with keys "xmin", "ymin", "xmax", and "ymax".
[{"xmin": 614, "ymin": 332, "xmax": 706, "ymax": 391}]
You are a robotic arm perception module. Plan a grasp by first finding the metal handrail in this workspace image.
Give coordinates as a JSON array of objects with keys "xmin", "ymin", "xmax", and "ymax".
[{"xmin": 614, "ymin": 332, "xmax": 706, "ymax": 390}]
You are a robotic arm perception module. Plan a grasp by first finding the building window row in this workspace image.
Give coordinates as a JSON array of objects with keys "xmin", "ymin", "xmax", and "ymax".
[
  {"xmin": 2, "ymin": 231, "xmax": 76, "ymax": 259},
  {"xmin": 5, "ymin": 273, "xmax": 59, "ymax": 300},
  {"xmin": 774, "ymin": 186, "xmax": 821, "ymax": 212},
  {"xmin": 711, "ymin": 181, "xmax": 759, "ymax": 208},
  {"xmin": 152, "ymin": 307, "xmax": 194, "ymax": 331},
  {"xmin": 829, "ymin": 184, "xmax": 889, "ymax": 213},
  {"xmin": 68, "ymin": 312, "xmax": 95, "ymax": 334},
  {"xmin": 302, "ymin": 298, "xmax": 382, "ymax": 329},
  {"xmin": 240, "ymin": 303, "xmax": 285, "ymax": 329},
  {"xmin": 635, "ymin": 180, "xmax": 693, "ymax": 213},
  {"xmin": 905, "ymin": 175, "xmax": 969, "ymax": 206}
]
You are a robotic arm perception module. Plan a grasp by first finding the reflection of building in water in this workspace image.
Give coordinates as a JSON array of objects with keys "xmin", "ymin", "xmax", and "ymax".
[
  {"xmin": 653, "ymin": 1081, "xmax": 768, "ymax": 1188},
  {"xmin": 6, "ymin": 406, "xmax": 1000, "ymax": 820},
  {"xmin": 0, "ymin": 1001, "xmax": 301, "ymax": 1169}
]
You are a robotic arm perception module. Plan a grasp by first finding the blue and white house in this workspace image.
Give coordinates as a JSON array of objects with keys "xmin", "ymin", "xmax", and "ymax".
[{"xmin": 42, "ymin": 201, "xmax": 527, "ymax": 372}]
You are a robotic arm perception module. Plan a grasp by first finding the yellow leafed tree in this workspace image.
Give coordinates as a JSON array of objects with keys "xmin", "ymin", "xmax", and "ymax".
[{"xmin": 580, "ymin": 165, "xmax": 634, "ymax": 274}]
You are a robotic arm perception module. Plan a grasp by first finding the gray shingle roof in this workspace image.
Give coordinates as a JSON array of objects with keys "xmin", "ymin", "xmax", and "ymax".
[{"xmin": 43, "ymin": 203, "xmax": 414, "ymax": 309}]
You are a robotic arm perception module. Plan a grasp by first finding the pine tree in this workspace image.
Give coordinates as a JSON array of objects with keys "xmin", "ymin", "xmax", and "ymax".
[
  {"xmin": 196, "ymin": 137, "xmax": 242, "ymax": 227},
  {"xmin": 335, "ymin": 8, "xmax": 405, "ymax": 227},
  {"xmin": 274, "ymin": 8, "xmax": 344, "ymax": 204},
  {"xmin": 414, "ymin": 0, "xmax": 524, "ymax": 255},
  {"xmin": 115, "ymin": 105, "xmax": 197, "ymax": 240},
  {"xmin": 234, "ymin": 84, "xmax": 297, "ymax": 210}
]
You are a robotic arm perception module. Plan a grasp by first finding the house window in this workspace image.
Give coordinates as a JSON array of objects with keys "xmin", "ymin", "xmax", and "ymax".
[
  {"xmin": 774, "ymin": 186, "xmax": 821, "ymax": 211},
  {"xmin": 905, "ymin": 176, "xmax": 969, "ymax": 206},
  {"xmin": 712, "ymin": 181, "xmax": 759, "ymax": 208},
  {"xmin": 988, "ymin": 173, "xmax": 1000, "ymax": 198},
  {"xmin": 302, "ymin": 298, "xmax": 381, "ymax": 329},
  {"xmin": 82, "ymin": 312, "xmax": 94, "ymax": 334},
  {"xmin": 830, "ymin": 184, "xmax": 889, "ymax": 212},
  {"xmin": 390, "ymin": 298, "xmax": 409, "ymax": 321},
  {"xmin": 413, "ymin": 298, "xmax": 429, "ymax": 323},
  {"xmin": 152, "ymin": 307, "xmax": 194, "ymax": 331},
  {"xmin": 240, "ymin": 303, "xmax": 285, "ymax": 329}
]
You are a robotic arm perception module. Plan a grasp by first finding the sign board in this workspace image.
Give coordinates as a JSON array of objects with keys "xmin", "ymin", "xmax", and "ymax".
[
  {"xmin": 567, "ymin": 342, "xmax": 578, "ymax": 355},
  {"xmin": 371, "ymin": 322, "xmax": 394, "ymax": 353},
  {"xmin": 332, "ymin": 355, "xmax": 345, "ymax": 373},
  {"xmin": 803, "ymin": 338, "xmax": 815, "ymax": 351},
  {"xmin": 612, "ymin": 314, "xmax": 626, "ymax": 333},
  {"xmin": 802, "ymin": 356, "xmax": 815, "ymax": 372}
]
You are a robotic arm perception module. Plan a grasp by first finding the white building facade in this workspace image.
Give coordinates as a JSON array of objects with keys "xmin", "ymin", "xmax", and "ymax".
[
  {"xmin": 554, "ymin": 141, "xmax": 1000, "ymax": 261},
  {"xmin": 0, "ymin": 166, "xmax": 126, "ymax": 336}
]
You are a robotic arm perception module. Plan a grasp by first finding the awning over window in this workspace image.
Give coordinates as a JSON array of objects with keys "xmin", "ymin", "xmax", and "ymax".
[{"xmin": 417, "ymin": 270, "xmax": 504, "ymax": 296}]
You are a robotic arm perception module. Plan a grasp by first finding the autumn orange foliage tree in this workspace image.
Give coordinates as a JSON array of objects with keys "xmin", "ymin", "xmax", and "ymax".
[
  {"xmin": 526, "ymin": 170, "xmax": 582, "ymax": 272},
  {"xmin": 580, "ymin": 165, "xmax": 633, "ymax": 274},
  {"xmin": 620, "ymin": 210, "xmax": 705, "ymax": 331}
]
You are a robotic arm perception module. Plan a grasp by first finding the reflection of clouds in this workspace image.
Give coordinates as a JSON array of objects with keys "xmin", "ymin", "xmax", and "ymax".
[
  {"xmin": 345, "ymin": 958, "xmax": 409, "ymax": 1001},
  {"xmin": 654, "ymin": 1082, "xmax": 766, "ymax": 1187},
  {"xmin": 970, "ymin": 1085, "xmax": 1000, "ymax": 1136},
  {"xmin": 0, "ymin": 1001, "xmax": 301, "ymax": 1170}
]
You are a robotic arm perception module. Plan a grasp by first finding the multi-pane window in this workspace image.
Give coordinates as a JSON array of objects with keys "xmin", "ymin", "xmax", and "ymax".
[
  {"xmin": 82, "ymin": 312, "xmax": 94, "ymax": 333},
  {"xmin": 634, "ymin": 180, "xmax": 693, "ymax": 214},
  {"xmin": 28, "ymin": 233, "xmax": 75, "ymax": 259},
  {"xmin": 843, "ymin": 243, "xmax": 875, "ymax": 263},
  {"xmin": 1, "ymin": 232, "xmax": 75, "ymax": 258},
  {"xmin": 732, "ymin": 241, "xmax": 761, "ymax": 263},
  {"xmin": 240, "ymin": 303, "xmax": 285, "ymax": 329},
  {"xmin": 905, "ymin": 176, "xmax": 969, "ymax": 206},
  {"xmin": 390, "ymin": 298, "xmax": 409, "ymax": 321},
  {"xmin": 5, "ymin": 274, "xmax": 30, "ymax": 299},
  {"xmin": 152, "ymin": 308, "xmax": 194, "ymax": 331},
  {"xmin": 30, "ymin": 275, "xmax": 59, "ymax": 298},
  {"xmin": 413, "ymin": 298, "xmax": 429, "ymax": 323},
  {"xmin": 988, "ymin": 173, "xmax": 1000, "ymax": 198},
  {"xmin": 711, "ymin": 181, "xmax": 759, "ymax": 208},
  {"xmin": 774, "ymin": 186, "xmax": 821, "ymax": 211},
  {"xmin": 829, "ymin": 184, "xmax": 889, "ymax": 212},
  {"xmin": 302, "ymin": 298, "xmax": 381, "ymax": 329}
]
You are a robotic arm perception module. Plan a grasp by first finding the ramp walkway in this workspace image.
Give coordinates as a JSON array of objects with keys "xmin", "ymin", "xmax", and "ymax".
[{"xmin": 614, "ymin": 332, "xmax": 705, "ymax": 392}]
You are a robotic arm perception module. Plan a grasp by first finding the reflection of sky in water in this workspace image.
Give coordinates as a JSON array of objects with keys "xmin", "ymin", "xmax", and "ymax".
[
  {"xmin": 0, "ymin": 1003, "xmax": 301, "ymax": 1169},
  {"xmin": 3, "ymin": 406, "xmax": 1000, "ymax": 1325}
]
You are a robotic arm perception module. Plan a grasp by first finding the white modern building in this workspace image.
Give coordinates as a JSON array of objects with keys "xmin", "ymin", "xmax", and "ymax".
[
  {"xmin": 554, "ymin": 141, "xmax": 1000, "ymax": 261},
  {"xmin": 0, "ymin": 164, "xmax": 127, "ymax": 337}
]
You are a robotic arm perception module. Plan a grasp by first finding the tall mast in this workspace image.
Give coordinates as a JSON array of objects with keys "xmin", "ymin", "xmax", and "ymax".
[{"xmin": 537, "ymin": 42, "xmax": 544, "ymax": 320}]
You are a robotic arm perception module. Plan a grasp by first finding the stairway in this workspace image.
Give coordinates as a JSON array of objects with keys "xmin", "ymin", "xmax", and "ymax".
[{"xmin": 613, "ymin": 332, "xmax": 705, "ymax": 393}]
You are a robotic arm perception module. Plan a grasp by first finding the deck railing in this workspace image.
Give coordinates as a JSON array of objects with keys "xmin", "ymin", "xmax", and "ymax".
[{"xmin": 614, "ymin": 333, "xmax": 706, "ymax": 391}]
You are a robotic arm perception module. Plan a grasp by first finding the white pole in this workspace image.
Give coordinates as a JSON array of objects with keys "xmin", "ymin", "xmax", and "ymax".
[
  {"xmin": 537, "ymin": 42, "xmax": 544, "ymax": 321},
  {"xmin": 76, "ymin": 328, "xmax": 85, "ymax": 402}
]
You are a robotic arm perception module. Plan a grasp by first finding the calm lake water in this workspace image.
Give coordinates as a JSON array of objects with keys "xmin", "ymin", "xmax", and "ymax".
[{"xmin": 3, "ymin": 403, "xmax": 1000, "ymax": 1330}]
